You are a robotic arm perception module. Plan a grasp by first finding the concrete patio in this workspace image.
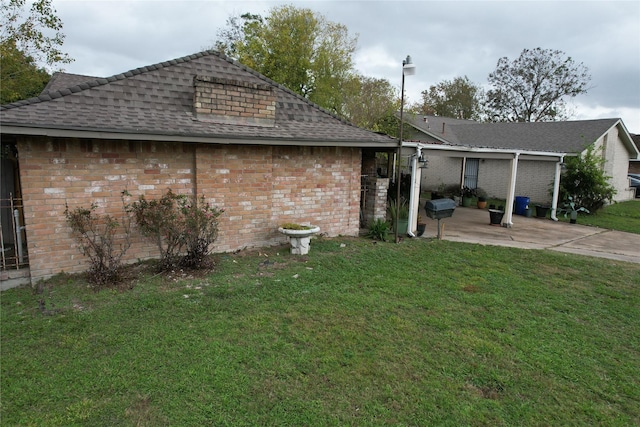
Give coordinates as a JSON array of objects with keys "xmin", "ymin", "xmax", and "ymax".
[{"xmin": 417, "ymin": 204, "xmax": 640, "ymax": 264}]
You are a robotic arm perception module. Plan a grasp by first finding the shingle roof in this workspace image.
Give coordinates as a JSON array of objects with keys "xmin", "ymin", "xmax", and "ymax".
[
  {"xmin": 41, "ymin": 72, "xmax": 95, "ymax": 95},
  {"xmin": 1, "ymin": 50, "xmax": 395, "ymax": 147},
  {"xmin": 405, "ymin": 114, "xmax": 627, "ymax": 154},
  {"xmin": 447, "ymin": 119, "xmax": 621, "ymax": 153},
  {"xmin": 403, "ymin": 114, "xmax": 477, "ymax": 144}
]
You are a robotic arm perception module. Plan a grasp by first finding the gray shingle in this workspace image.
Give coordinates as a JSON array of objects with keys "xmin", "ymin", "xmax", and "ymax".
[
  {"xmin": 405, "ymin": 114, "xmax": 622, "ymax": 154},
  {"xmin": 1, "ymin": 50, "xmax": 394, "ymax": 146},
  {"xmin": 448, "ymin": 119, "xmax": 620, "ymax": 153}
]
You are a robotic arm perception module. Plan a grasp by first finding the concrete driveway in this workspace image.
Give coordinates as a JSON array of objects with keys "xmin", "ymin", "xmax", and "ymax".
[{"xmin": 419, "ymin": 205, "xmax": 640, "ymax": 264}]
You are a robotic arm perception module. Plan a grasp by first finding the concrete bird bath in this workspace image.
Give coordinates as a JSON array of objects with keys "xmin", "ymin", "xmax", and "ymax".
[{"xmin": 278, "ymin": 225, "xmax": 320, "ymax": 255}]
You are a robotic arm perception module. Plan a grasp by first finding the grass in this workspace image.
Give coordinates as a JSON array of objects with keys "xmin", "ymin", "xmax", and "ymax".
[
  {"xmin": 2, "ymin": 238, "xmax": 639, "ymax": 426},
  {"xmin": 569, "ymin": 199, "xmax": 640, "ymax": 234}
]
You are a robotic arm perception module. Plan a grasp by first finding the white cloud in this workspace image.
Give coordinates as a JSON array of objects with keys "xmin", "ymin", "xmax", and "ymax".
[
  {"xmin": 573, "ymin": 103, "xmax": 640, "ymax": 134},
  {"xmin": 51, "ymin": 0, "xmax": 639, "ymax": 130}
]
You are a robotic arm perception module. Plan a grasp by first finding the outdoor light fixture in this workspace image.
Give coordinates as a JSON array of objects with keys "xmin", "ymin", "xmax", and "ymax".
[
  {"xmin": 395, "ymin": 55, "xmax": 415, "ymax": 243},
  {"xmin": 403, "ymin": 55, "xmax": 416, "ymax": 75}
]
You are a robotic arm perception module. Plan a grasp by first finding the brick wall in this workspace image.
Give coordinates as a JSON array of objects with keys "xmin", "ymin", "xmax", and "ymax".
[
  {"xmin": 362, "ymin": 177, "xmax": 389, "ymax": 226},
  {"xmin": 16, "ymin": 137, "xmax": 361, "ymax": 281}
]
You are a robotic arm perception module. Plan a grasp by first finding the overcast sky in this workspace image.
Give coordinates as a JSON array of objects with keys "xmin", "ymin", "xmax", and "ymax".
[{"xmin": 53, "ymin": 0, "xmax": 640, "ymax": 132}]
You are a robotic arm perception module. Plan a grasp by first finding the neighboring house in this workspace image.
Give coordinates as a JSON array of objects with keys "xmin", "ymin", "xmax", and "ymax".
[
  {"xmin": 0, "ymin": 50, "xmax": 396, "ymax": 284},
  {"xmin": 630, "ymin": 134, "xmax": 640, "ymax": 175},
  {"xmin": 402, "ymin": 115, "xmax": 639, "ymax": 205}
]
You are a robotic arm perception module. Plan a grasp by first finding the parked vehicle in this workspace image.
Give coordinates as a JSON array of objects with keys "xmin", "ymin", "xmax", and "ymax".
[{"xmin": 629, "ymin": 175, "xmax": 640, "ymax": 198}]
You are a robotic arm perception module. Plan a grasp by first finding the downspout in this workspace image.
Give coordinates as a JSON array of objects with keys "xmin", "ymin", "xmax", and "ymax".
[
  {"xmin": 550, "ymin": 156, "xmax": 564, "ymax": 221},
  {"xmin": 406, "ymin": 147, "xmax": 421, "ymax": 237}
]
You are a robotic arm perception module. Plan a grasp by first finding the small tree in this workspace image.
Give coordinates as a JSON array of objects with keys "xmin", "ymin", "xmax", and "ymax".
[
  {"xmin": 64, "ymin": 192, "xmax": 132, "ymax": 288},
  {"xmin": 559, "ymin": 145, "xmax": 616, "ymax": 212}
]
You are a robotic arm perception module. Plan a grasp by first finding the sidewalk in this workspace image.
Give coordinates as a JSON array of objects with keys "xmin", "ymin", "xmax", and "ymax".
[{"xmin": 419, "ymin": 205, "xmax": 640, "ymax": 264}]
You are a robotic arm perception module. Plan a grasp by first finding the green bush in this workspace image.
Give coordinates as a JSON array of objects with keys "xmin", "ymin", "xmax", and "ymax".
[
  {"xmin": 559, "ymin": 145, "xmax": 616, "ymax": 212},
  {"xmin": 367, "ymin": 218, "xmax": 390, "ymax": 241}
]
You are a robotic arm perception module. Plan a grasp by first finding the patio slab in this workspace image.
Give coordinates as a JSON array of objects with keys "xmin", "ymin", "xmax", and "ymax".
[{"xmin": 418, "ymin": 204, "xmax": 640, "ymax": 263}]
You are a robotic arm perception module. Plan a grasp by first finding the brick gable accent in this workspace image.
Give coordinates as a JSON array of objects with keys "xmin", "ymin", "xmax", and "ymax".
[{"xmin": 193, "ymin": 76, "xmax": 276, "ymax": 127}]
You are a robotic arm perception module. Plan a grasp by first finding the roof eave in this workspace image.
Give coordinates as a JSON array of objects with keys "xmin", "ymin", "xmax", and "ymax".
[
  {"xmin": 406, "ymin": 141, "xmax": 566, "ymax": 161},
  {"xmin": 0, "ymin": 124, "xmax": 397, "ymax": 149},
  {"xmin": 614, "ymin": 119, "xmax": 640, "ymax": 159}
]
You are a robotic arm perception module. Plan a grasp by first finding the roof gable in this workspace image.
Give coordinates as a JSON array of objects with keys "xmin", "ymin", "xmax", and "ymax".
[
  {"xmin": 1, "ymin": 51, "xmax": 394, "ymax": 146},
  {"xmin": 41, "ymin": 72, "xmax": 96, "ymax": 95}
]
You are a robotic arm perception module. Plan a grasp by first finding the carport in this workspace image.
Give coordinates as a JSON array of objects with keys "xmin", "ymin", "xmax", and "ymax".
[{"xmin": 402, "ymin": 142, "xmax": 566, "ymax": 236}]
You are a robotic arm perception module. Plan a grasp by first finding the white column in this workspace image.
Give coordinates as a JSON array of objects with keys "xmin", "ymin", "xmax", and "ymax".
[
  {"xmin": 406, "ymin": 148, "xmax": 422, "ymax": 237},
  {"xmin": 503, "ymin": 153, "xmax": 520, "ymax": 227},
  {"xmin": 550, "ymin": 158, "xmax": 564, "ymax": 221}
]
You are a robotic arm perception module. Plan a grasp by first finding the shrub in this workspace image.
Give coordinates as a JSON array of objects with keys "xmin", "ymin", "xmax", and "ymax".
[
  {"xmin": 559, "ymin": 145, "xmax": 616, "ymax": 212},
  {"xmin": 64, "ymin": 191, "xmax": 132, "ymax": 288},
  {"xmin": 129, "ymin": 190, "xmax": 223, "ymax": 271},
  {"xmin": 367, "ymin": 218, "xmax": 390, "ymax": 241},
  {"xmin": 181, "ymin": 195, "xmax": 224, "ymax": 269}
]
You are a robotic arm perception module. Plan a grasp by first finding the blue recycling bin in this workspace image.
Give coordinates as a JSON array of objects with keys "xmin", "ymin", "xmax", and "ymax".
[{"xmin": 514, "ymin": 196, "xmax": 530, "ymax": 216}]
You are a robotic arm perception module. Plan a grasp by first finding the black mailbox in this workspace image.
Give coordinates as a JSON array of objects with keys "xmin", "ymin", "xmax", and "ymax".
[{"xmin": 424, "ymin": 198, "xmax": 456, "ymax": 220}]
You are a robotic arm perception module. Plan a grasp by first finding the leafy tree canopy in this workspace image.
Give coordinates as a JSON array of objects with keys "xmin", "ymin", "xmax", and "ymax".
[
  {"xmin": 0, "ymin": 38, "xmax": 50, "ymax": 103},
  {"xmin": 214, "ymin": 5, "xmax": 359, "ymax": 115},
  {"xmin": 1, "ymin": 0, "xmax": 72, "ymax": 103},
  {"xmin": 1, "ymin": 0, "xmax": 72, "ymax": 67},
  {"xmin": 342, "ymin": 75, "xmax": 399, "ymax": 135},
  {"xmin": 485, "ymin": 47, "xmax": 590, "ymax": 122},
  {"xmin": 415, "ymin": 75, "xmax": 482, "ymax": 120}
]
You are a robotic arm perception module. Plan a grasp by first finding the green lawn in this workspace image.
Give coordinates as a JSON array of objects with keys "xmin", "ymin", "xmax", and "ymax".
[
  {"xmin": 2, "ymin": 238, "xmax": 639, "ymax": 425},
  {"xmin": 573, "ymin": 199, "xmax": 640, "ymax": 234}
]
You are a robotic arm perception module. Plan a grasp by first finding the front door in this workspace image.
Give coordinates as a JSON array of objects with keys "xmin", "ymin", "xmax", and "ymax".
[{"xmin": 464, "ymin": 158, "xmax": 479, "ymax": 189}]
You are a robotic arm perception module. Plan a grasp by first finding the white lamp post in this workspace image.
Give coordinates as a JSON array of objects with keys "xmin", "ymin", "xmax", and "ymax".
[{"xmin": 395, "ymin": 55, "xmax": 416, "ymax": 243}]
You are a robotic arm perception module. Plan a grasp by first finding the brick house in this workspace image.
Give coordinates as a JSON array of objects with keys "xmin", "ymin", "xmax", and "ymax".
[
  {"xmin": 0, "ymin": 51, "xmax": 395, "ymax": 284},
  {"xmin": 401, "ymin": 115, "xmax": 639, "ymax": 205}
]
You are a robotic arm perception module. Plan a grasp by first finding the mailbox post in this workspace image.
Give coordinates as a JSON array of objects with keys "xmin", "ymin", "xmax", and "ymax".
[{"xmin": 424, "ymin": 199, "xmax": 456, "ymax": 239}]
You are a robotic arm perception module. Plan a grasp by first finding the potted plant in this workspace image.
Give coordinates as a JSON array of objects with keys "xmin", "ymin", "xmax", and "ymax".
[
  {"xmin": 387, "ymin": 198, "xmax": 409, "ymax": 235},
  {"xmin": 476, "ymin": 188, "xmax": 488, "ymax": 209},
  {"xmin": 430, "ymin": 183, "xmax": 445, "ymax": 200},
  {"xmin": 460, "ymin": 186, "xmax": 476, "ymax": 207},
  {"xmin": 561, "ymin": 196, "xmax": 589, "ymax": 224},
  {"xmin": 535, "ymin": 204, "xmax": 551, "ymax": 218},
  {"xmin": 416, "ymin": 214, "xmax": 427, "ymax": 237},
  {"xmin": 278, "ymin": 223, "xmax": 320, "ymax": 254}
]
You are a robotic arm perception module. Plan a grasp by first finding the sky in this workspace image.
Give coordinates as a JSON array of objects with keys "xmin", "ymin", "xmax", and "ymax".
[{"xmin": 52, "ymin": 0, "xmax": 640, "ymax": 132}]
